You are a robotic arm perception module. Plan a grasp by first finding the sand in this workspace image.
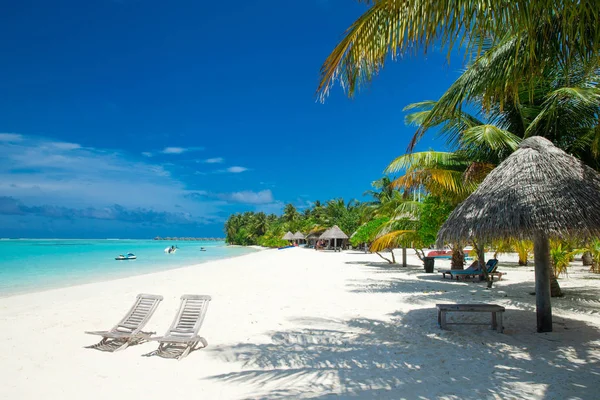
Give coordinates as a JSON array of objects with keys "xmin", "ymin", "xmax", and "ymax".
[{"xmin": 0, "ymin": 247, "xmax": 599, "ymax": 399}]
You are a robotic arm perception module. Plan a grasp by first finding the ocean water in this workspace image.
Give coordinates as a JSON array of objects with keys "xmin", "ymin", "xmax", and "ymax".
[{"xmin": 0, "ymin": 239, "xmax": 257, "ymax": 297}]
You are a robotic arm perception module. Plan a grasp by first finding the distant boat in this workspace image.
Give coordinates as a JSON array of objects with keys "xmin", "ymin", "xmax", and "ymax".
[
  {"xmin": 164, "ymin": 246, "xmax": 178, "ymax": 254},
  {"xmin": 200, "ymin": 247, "xmax": 206, "ymax": 252},
  {"xmin": 115, "ymin": 253, "xmax": 137, "ymax": 260}
]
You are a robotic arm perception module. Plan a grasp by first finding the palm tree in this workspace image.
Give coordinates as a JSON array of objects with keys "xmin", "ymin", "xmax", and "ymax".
[
  {"xmin": 384, "ymin": 151, "xmax": 481, "ymax": 269},
  {"xmin": 282, "ymin": 204, "xmax": 298, "ymax": 223},
  {"xmin": 364, "ymin": 188, "xmax": 422, "ymax": 264},
  {"xmin": 403, "ymin": 42, "xmax": 600, "ymax": 168},
  {"xmin": 224, "ymin": 214, "xmax": 243, "ymax": 244},
  {"xmin": 253, "ymin": 212, "xmax": 269, "ymax": 237},
  {"xmin": 317, "ymin": 0, "xmax": 600, "ymax": 104}
]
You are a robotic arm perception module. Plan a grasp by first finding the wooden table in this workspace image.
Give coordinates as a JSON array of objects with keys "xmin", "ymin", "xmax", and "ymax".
[{"xmin": 436, "ymin": 304, "xmax": 505, "ymax": 333}]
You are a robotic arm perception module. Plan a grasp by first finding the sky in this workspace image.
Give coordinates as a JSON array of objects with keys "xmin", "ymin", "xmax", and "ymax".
[{"xmin": 0, "ymin": 0, "xmax": 463, "ymax": 238}]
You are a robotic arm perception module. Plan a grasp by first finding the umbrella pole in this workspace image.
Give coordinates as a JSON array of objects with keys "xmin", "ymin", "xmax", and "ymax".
[
  {"xmin": 533, "ymin": 232, "xmax": 553, "ymax": 332},
  {"xmin": 402, "ymin": 247, "xmax": 407, "ymax": 267}
]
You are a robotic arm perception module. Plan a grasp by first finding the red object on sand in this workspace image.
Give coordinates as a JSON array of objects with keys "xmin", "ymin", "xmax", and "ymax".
[{"xmin": 426, "ymin": 249, "xmax": 471, "ymax": 257}]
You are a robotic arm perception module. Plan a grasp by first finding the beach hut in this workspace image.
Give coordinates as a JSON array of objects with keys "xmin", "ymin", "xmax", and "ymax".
[
  {"xmin": 306, "ymin": 229, "xmax": 326, "ymax": 248},
  {"xmin": 319, "ymin": 225, "xmax": 349, "ymax": 251},
  {"xmin": 292, "ymin": 231, "xmax": 305, "ymax": 244},
  {"xmin": 282, "ymin": 231, "xmax": 294, "ymax": 242},
  {"xmin": 437, "ymin": 136, "xmax": 600, "ymax": 332}
]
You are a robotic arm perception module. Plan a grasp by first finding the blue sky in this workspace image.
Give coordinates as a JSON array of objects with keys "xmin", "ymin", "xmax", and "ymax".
[{"xmin": 0, "ymin": 0, "xmax": 462, "ymax": 238}]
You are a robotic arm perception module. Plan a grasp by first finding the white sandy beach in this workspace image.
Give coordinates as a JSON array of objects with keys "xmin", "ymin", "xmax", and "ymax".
[{"xmin": 1, "ymin": 247, "xmax": 599, "ymax": 399}]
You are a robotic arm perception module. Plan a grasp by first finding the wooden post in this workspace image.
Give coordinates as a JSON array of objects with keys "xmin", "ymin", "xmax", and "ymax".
[
  {"xmin": 534, "ymin": 232, "xmax": 553, "ymax": 332},
  {"xmin": 402, "ymin": 247, "xmax": 407, "ymax": 267}
]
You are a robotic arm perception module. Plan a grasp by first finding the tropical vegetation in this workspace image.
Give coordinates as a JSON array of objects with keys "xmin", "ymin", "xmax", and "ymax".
[
  {"xmin": 224, "ymin": 200, "xmax": 363, "ymax": 247},
  {"xmin": 225, "ymin": 0, "xmax": 600, "ymax": 283}
]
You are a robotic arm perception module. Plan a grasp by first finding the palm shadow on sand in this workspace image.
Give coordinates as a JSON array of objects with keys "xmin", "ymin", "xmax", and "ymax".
[{"xmin": 205, "ymin": 308, "xmax": 599, "ymax": 399}]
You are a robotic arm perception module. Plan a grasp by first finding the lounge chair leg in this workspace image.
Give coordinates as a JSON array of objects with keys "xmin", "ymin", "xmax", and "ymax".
[
  {"xmin": 114, "ymin": 340, "xmax": 130, "ymax": 352},
  {"xmin": 199, "ymin": 337, "xmax": 208, "ymax": 348},
  {"xmin": 178, "ymin": 345, "xmax": 192, "ymax": 361}
]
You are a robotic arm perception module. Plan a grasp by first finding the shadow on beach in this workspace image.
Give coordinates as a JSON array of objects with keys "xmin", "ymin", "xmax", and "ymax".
[
  {"xmin": 204, "ymin": 263, "xmax": 600, "ymax": 399},
  {"xmin": 205, "ymin": 309, "xmax": 600, "ymax": 399}
]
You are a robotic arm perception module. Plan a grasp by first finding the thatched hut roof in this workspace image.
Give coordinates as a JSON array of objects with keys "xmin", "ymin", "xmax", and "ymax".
[
  {"xmin": 438, "ymin": 136, "xmax": 600, "ymax": 245},
  {"xmin": 293, "ymin": 231, "xmax": 305, "ymax": 240},
  {"xmin": 319, "ymin": 225, "xmax": 349, "ymax": 240},
  {"xmin": 306, "ymin": 230, "xmax": 325, "ymax": 239},
  {"xmin": 282, "ymin": 231, "xmax": 295, "ymax": 240}
]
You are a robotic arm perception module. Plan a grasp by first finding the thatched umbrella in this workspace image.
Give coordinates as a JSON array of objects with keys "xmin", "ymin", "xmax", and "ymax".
[
  {"xmin": 319, "ymin": 225, "xmax": 349, "ymax": 251},
  {"xmin": 438, "ymin": 136, "xmax": 600, "ymax": 332},
  {"xmin": 282, "ymin": 231, "xmax": 294, "ymax": 241}
]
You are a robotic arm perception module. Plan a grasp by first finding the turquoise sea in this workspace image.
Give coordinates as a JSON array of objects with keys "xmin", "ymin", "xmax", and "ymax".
[{"xmin": 0, "ymin": 239, "xmax": 257, "ymax": 297}]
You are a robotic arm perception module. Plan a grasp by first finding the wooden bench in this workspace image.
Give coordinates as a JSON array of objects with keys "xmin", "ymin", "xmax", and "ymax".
[{"xmin": 436, "ymin": 304, "xmax": 505, "ymax": 333}]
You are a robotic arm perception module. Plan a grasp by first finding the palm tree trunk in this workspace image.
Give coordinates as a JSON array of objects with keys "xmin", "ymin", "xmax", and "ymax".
[
  {"xmin": 582, "ymin": 251, "xmax": 593, "ymax": 266},
  {"xmin": 550, "ymin": 268, "xmax": 563, "ymax": 297},
  {"xmin": 375, "ymin": 251, "xmax": 394, "ymax": 264},
  {"xmin": 518, "ymin": 256, "xmax": 528, "ymax": 266},
  {"xmin": 451, "ymin": 245, "xmax": 465, "ymax": 270},
  {"xmin": 534, "ymin": 233, "xmax": 553, "ymax": 332}
]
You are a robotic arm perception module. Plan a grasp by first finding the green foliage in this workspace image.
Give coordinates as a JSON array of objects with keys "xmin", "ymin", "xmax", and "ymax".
[
  {"xmin": 416, "ymin": 196, "xmax": 454, "ymax": 246},
  {"xmin": 550, "ymin": 241, "xmax": 577, "ymax": 278},
  {"xmin": 350, "ymin": 217, "xmax": 389, "ymax": 247},
  {"xmin": 514, "ymin": 240, "xmax": 533, "ymax": 266},
  {"xmin": 582, "ymin": 239, "xmax": 600, "ymax": 273},
  {"xmin": 224, "ymin": 199, "xmax": 365, "ymax": 246},
  {"xmin": 257, "ymin": 236, "xmax": 289, "ymax": 248}
]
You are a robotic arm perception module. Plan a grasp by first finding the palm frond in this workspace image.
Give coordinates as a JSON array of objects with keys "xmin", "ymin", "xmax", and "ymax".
[
  {"xmin": 318, "ymin": 1, "xmax": 600, "ymax": 104},
  {"xmin": 370, "ymin": 230, "xmax": 415, "ymax": 252},
  {"xmin": 385, "ymin": 151, "xmax": 467, "ymax": 174}
]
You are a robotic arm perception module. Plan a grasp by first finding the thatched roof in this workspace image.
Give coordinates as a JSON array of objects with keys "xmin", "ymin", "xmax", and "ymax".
[
  {"xmin": 319, "ymin": 225, "xmax": 349, "ymax": 240},
  {"xmin": 306, "ymin": 230, "xmax": 325, "ymax": 239},
  {"xmin": 438, "ymin": 136, "xmax": 600, "ymax": 245},
  {"xmin": 293, "ymin": 231, "xmax": 305, "ymax": 240},
  {"xmin": 282, "ymin": 231, "xmax": 295, "ymax": 240}
]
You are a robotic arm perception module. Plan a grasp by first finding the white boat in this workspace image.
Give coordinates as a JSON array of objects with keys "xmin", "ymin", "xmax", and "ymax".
[
  {"xmin": 164, "ymin": 246, "xmax": 178, "ymax": 254},
  {"xmin": 115, "ymin": 253, "xmax": 137, "ymax": 260}
]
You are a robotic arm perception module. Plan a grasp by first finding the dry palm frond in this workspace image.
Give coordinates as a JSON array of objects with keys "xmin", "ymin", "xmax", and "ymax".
[{"xmin": 462, "ymin": 162, "xmax": 496, "ymax": 184}]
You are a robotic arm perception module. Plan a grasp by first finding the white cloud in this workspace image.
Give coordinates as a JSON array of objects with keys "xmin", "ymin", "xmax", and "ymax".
[
  {"xmin": 221, "ymin": 190, "xmax": 273, "ymax": 204},
  {"xmin": 234, "ymin": 191, "xmax": 272, "ymax": 204},
  {"xmin": 226, "ymin": 166, "xmax": 248, "ymax": 173},
  {"xmin": 48, "ymin": 142, "xmax": 80, "ymax": 150},
  {"xmin": 0, "ymin": 133, "xmax": 23, "ymax": 142},
  {"xmin": 141, "ymin": 152, "xmax": 153, "ymax": 157},
  {"xmin": 162, "ymin": 147, "xmax": 186, "ymax": 154},
  {"xmin": 161, "ymin": 146, "xmax": 204, "ymax": 155},
  {"xmin": 254, "ymin": 201, "xmax": 285, "ymax": 215},
  {"xmin": 187, "ymin": 190, "xmax": 274, "ymax": 205},
  {"xmin": 0, "ymin": 135, "xmax": 221, "ymax": 222},
  {"xmin": 204, "ymin": 157, "xmax": 224, "ymax": 164}
]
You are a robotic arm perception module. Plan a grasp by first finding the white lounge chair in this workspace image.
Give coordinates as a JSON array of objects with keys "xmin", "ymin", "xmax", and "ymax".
[
  {"xmin": 85, "ymin": 293, "xmax": 163, "ymax": 352},
  {"xmin": 144, "ymin": 294, "xmax": 212, "ymax": 360}
]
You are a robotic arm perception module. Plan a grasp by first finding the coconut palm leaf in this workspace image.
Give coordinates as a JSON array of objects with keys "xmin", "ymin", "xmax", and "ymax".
[
  {"xmin": 370, "ymin": 230, "xmax": 415, "ymax": 253},
  {"xmin": 318, "ymin": 1, "xmax": 600, "ymax": 103},
  {"xmin": 385, "ymin": 151, "xmax": 468, "ymax": 174}
]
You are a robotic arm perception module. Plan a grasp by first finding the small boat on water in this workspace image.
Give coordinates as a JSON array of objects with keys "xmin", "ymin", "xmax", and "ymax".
[
  {"xmin": 115, "ymin": 253, "xmax": 137, "ymax": 260},
  {"xmin": 164, "ymin": 245, "xmax": 178, "ymax": 254}
]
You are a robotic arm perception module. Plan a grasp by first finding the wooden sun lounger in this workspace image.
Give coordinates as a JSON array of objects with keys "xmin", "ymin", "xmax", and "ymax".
[
  {"xmin": 85, "ymin": 293, "xmax": 163, "ymax": 352},
  {"xmin": 144, "ymin": 294, "xmax": 211, "ymax": 360},
  {"xmin": 437, "ymin": 303, "xmax": 505, "ymax": 333}
]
